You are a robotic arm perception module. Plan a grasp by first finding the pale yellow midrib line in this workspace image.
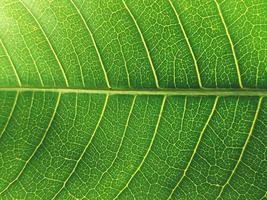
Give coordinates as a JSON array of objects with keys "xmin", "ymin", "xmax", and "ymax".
[
  {"xmin": 19, "ymin": 0, "xmax": 69, "ymax": 87},
  {"xmin": 51, "ymin": 94, "xmax": 109, "ymax": 200},
  {"xmin": 0, "ymin": 87, "xmax": 267, "ymax": 96},
  {"xmin": 0, "ymin": 92, "xmax": 61, "ymax": 195},
  {"xmin": 216, "ymin": 97, "xmax": 263, "ymax": 199},
  {"xmin": 0, "ymin": 39, "xmax": 22, "ymax": 86},
  {"xmin": 70, "ymin": 0, "xmax": 111, "ymax": 89},
  {"xmin": 168, "ymin": 0, "xmax": 203, "ymax": 88},
  {"xmin": 167, "ymin": 96, "xmax": 219, "ymax": 199},
  {"xmin": 214, "ymin": 0, "xmax": 243, "ymax": 88},
  {"xmin": 122, "ymin": 0, "xmax": 160, "ymax": 89},
  {"xmin": 114, "ymin": 96, "xmax": 167, "ymax": 199}
]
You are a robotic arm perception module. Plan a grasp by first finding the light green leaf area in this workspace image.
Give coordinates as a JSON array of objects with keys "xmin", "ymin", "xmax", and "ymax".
[{"xmin": 0, "ymin": 0, "xmax": 266, "ymax": 199}]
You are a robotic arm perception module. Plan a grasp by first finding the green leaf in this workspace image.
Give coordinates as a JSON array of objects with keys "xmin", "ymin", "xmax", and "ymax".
[{"xmin": 0, "ymin": 0, "xmax": 266, "ymax": 199}]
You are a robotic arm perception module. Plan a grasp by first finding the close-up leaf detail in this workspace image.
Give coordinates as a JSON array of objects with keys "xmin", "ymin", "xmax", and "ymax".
[{"xmin": 0, "ymin": 0, "xmax": 266, "ymax": 199}]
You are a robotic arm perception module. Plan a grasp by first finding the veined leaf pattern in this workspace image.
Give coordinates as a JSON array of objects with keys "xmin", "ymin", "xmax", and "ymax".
[{"xmin": 0, "ymin": 0, "xmax": 266, "ymax": 199}]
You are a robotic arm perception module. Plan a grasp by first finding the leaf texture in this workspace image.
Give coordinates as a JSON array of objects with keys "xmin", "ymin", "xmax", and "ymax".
[{"xmin": 0, "ymin": 0, "xmax": 266, "ymax": 199}]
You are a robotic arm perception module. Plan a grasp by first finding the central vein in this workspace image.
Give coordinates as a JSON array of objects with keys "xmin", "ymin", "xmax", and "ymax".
[{"xmin": 0, "ymin": 87, "xmax": 266, "ymax": 96}]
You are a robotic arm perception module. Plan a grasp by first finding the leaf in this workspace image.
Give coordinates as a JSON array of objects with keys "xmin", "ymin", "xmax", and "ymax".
[{"xmin": 0, "ymin": 0, "xmax": 266, "ymax": 199}]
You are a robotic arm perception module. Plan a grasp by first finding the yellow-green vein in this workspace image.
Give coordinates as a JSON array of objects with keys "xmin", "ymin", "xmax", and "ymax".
[
  {"xmin": 0, "ymin": 92, "xmax": 19, "ymax": 139},
  {"xmin": 214, "ymin": 0, "xmax": 243, "ymax": 88},
  {"xmin": 1, "ymin": 87, "xmax": 267, "ymax": 97},
  {"xmin": 0, "ymin": 39, "xmax": 22, "ymax": 86},
  {"xmin": 0, "ymin": 92, "xmax": 61, "ymax": 195},
  {"xmin": 19, "ymin": 30, "xmax": 44, "ymax": 86},
  {"xmin": 51, "ymin": 94, "xmax": 109, "ymax": 199},
  {"xmin": 118, "ymin": 38, "xmax": 131, "ymax": 88},
  {"xmin": 70, "ymin": 0, "xmax": 111, "ymax": 88},
  {"xmin": 19, "ymin": 0, "xmax": 70, "ymax": 87},
  {"xmin": 90, "ymin": 95, "xmax": 137, "ymax": 196},
  {"xmin": 167, "ymin": 96, "xmax": 219, "ymax": 199},
  {"xmin": 216, "ymin": 97, "xmax": 263, "ymax": 199},
  {"xmin": 114, "ymin": 95, "xmax": 167, "ymax": 199},
  {"xmin": 168, "ymin": 0, "xmax": 203, "ymax": 88},
  {"xmin": 122, "ymin": 0, "xmax": 160, "ymax": 88}
]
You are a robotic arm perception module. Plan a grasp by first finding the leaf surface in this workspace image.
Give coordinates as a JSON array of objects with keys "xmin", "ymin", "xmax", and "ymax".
[{"xmin": 0, "ymin": 0, "xmax": 266, "ymax": 199}]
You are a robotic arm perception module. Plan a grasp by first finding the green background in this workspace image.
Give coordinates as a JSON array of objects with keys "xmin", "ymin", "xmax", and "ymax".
[{"xmin": 0, "ymin": 0, "xmax": 266, "ymax": 199}]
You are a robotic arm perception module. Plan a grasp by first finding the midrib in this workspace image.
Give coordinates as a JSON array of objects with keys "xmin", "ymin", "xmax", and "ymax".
[{"xmin": 0, "ymin": 87, "xmax": 267, "ymax": 96}]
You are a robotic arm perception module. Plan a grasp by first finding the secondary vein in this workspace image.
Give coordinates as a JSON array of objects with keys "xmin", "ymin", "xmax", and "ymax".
[
  {"xmin": 70, "ymin": 0, "xmax": 111, "ymax": 89},
  {"xmin": 88, "ymin": 95, "xmax": 137, "ymax": 197},
  {"xmin": 51, "ymin": 94, "xmax": 109, "ymax": 199},
  {"xmin": 123, "ymin": 0, "xmax": 160, "ymax": 88},
  {"xmin": 167, "ymin": 96, "xmax": 219, "ymax": 199},
  {"xmin": 0, "ymin": 39, "xmax": 22, "ymax": 86},
  {"xmin": 0, "ymin": 92, "xmax": 19, "ymax": 140},
  {"xmin": 0, "ymin": 92, "xmax": 61, "ymax": 195},
  {"xmin": 168, "ymin": 0, "xmax": 203, "ymax": 88},
  {"xmin": 114, "ymin": 95, "xmax": 167, "ymax": 199},
  {"xmin": 216, "ymin": 96, "xmax": 263, "ymax": 199},
  {"xmin": 214, "ymin": 0, "xmax": 243, "ymax": 88},
  {"xmin": 19, "ymin": 0, "xmax": 69, "ymax": 87}
]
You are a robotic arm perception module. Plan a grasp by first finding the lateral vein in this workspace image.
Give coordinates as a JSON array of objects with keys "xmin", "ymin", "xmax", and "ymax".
[
  {"xmin": 214, "ymin": 0, "xmax": 243, "ymax": 88},
  {"xmin": 114, "ymin": 95, "xmax": 167, "ymax": 199},
  {"xmin": 19, "ymin": 0, "xmax": 70, "ymax": 87},
  {"xmin": 0, "ymin": 92, "xmax": 19, "ymax": 139},
  {"xmin": 0, "ymin": 92, "xmax": 61, "ymax": 195},
  {"xmin": 89, "ymin": 95, "xmax": 137, "ymax": 196},
  {"xmin": 167, "ymin": 96, "xmax": 219, "ymax": 199},
  {"xmin": 216, "ymin": 97, "xmax": 263, "ymax": 199},
  {"xmin": 123, "ymin": 0, "xmax": 160, "ymax": 88},
  {"xmin": 0, "ymin": 39, "xmax": 22, "ymax": 86},
  {"xmin": 168, "ymin": 0, "xmax": 203, "ymax": 88},
  {"xmin": 70, "ymin": 0, "xmax": 111, "ymax": 89},
  {"xmin": 51, "ymin": 94, "xmax": 109, "ymax": 199}
]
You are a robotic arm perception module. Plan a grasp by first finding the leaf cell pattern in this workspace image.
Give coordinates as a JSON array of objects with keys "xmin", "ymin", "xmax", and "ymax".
[{"xmin": 0, "ymin": 0, "xmax": 266, "ymax": 199}]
